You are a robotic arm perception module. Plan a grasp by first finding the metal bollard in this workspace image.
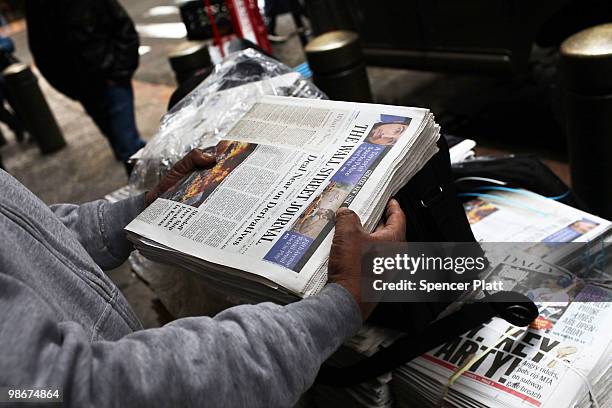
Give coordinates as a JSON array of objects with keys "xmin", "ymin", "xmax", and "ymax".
[
  {"xmin": 168, "ymin": 41, "xmax": 212, "ymax": 85},
  {"xmin": 305, "ymin": 30, "xmax": 372, "ymax": 102},
  {"xmin": 303, "ymin": 0, "xmax": 357, "ymax": 37},
  {"xmin": 3, "ymin": 63, "xmax": 65, "ymax": 154},
  {"xmin": 560, "ymin": 23, "xmax": 612, "ymax": 218}
]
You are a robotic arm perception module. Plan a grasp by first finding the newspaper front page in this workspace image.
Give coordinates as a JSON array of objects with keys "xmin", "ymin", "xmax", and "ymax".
[
  {"xmin": 395, "ymin": 191, "xmax": 612, "ymax": 408},
  {"xmin": 126, "ymin": 96, "xmax": 434, "ymax": 296},
  {"xmin": 411, "ymin": 284, "xmax": 611, "ymax": 407}
]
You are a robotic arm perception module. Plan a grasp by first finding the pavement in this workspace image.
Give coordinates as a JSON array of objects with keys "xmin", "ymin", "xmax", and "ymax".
[
  {"xmin": 0, "ymin": 1, "xmax": 570, "ymax": 328},
  {"xmin": 1, "ymin": 2, "xmax": 190, "ymax": 328}
]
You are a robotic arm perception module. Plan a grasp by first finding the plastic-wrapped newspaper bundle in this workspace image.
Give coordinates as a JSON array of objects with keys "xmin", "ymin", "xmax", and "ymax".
[
  {"xmin": 391, "ymin": 191, "xmax": 612, "ymax": 408},
  {"xmin": 129, "ymin": 48, "xmax": 326, "ymax": 196},
  {"xmin": 125, "ymin": 95, "xmax": 440, "ymax": 301}
]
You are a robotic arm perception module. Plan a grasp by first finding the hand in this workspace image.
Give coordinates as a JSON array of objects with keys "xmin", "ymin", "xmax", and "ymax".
[
  {"xmin": 328, "ymin": 199, "xmax": 406, "ymax": 320},
  {"xmin": 144, "ymin": 149, "xmax": 216, "ymax": 207}
]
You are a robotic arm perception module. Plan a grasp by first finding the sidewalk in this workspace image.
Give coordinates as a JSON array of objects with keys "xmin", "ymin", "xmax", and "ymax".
[{"xmin": 1, "ymin": 74, "xmax": 173, "ymax": 204}]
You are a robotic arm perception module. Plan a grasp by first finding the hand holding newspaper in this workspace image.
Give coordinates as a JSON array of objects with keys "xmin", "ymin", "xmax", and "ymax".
[{"xmin": 126, "ymin": 96, "xmax": 440, "ymax": 301}]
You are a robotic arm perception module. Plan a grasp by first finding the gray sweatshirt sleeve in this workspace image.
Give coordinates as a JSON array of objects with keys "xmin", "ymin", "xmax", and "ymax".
[
  {"xmin": 49, "ymin": 195, "xmax": 145, "ymax": 270},
  {"xmin": 2, "ymin": 281, "xmax": 361, "ymax": 408}
]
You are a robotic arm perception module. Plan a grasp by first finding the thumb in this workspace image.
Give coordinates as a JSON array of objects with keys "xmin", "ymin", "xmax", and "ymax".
[
  {"xmin": 190, "ymin": 149, "xmax": 217, "ymax": 168},
  {"xmin": 329, "ymin": 208, "xmax": 364, "ymax": 277},
  {"xmin": 371, "ymin": 199, "xmax": 407, "ymax": 242},
  {"xmin": 174, "ymin": 149, "xmax": 216, "ymax": 174},
  {"xmin": 334, "ymin": 207, "xmax": 364, "ymax": 237}
]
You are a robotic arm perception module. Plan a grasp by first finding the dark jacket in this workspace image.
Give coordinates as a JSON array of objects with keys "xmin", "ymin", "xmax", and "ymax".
[
  {"xmin": 26, "ymin": 0, "xmax": 140, "ymax": 99},
  {"xmin": 0, "ymin": 35, "xmax": 17, "ymax": 72}
]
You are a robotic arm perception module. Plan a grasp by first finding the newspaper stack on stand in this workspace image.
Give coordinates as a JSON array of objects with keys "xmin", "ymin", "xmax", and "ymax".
[
  {"xmin": 125, "ymin": 95, "xmax": 440, "ymax": 301},
  {"xmin": 391, "ymin": 190, "xmax": 612, "ymax": 408},
  {"xmin": 311, "ymin": 325, "xmax": 403, "ymax": 408}
]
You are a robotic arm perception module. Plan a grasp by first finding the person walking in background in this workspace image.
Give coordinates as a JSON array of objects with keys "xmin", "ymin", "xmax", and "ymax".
[
  {"xmin": 264, "ymin": 0, "xmax": 308, "ymax": 45},
  {"xmin": 25, "ymin": 0, "xmax": 146, "ymax": 174}
]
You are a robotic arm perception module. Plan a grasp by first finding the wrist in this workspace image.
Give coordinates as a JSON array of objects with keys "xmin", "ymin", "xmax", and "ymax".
[
  {"xmin": 329, "ymin": 278, "xmax": 358, "ymax": 298},
  {"xmin": 328, "ymin": 278, "xmax": 367, "ymax": 320},
  {"xmin": 326, "ymin": 283, "xmax": 363, "ymax": 323}
]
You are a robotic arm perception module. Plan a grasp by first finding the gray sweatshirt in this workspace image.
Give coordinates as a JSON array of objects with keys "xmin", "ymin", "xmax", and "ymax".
[{"xmin": 0, "ymin": 169, "xmax": 362, "ymax": 407}]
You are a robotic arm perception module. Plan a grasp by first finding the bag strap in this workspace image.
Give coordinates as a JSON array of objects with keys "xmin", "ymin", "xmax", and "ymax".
[{"xmin": 397, "ymin": 136, "xmax": 476, "ymax": 243}]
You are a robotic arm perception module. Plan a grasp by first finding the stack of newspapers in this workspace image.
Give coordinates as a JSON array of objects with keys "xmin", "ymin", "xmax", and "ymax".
[
  {"xmin": 391, "ymin": 191, "xmax": 612, "ymax": 408},
  {"xmin": 310, "ymin": 189, "xmax": 612, "ymax": 408},
  {"xmin": 126, "ymin": 95, "xmax": 440, "ymax": 301},
  {"xmin": 312, "ymin": 325, "xmax": 403, "ymax": 408},
  {"xmin": 393, "ymin": 284, "xmax": 612, "ymax": 408}
]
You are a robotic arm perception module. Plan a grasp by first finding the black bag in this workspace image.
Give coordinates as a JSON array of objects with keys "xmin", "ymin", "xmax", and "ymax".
[{"xmin": 316, "ymin": 136, "xmax": 538, "ymax": 386}]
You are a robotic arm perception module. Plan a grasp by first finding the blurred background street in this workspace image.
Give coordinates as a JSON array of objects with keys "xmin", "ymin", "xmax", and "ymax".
[{"xmin": 2, "ymin": 0, "xmax": 572, "ymax": 203}]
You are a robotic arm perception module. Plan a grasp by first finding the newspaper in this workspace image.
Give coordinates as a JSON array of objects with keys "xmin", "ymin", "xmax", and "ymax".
[
  {"xmin": 447, "ymin": 137, "xmax": 476, "ymax": 164},
  {"xmin": 464, "ymin": 190, "xmax": 611, "ymax": 243},
  {"xmin": 126, "ymin": 95, "xmax": 440, "ymax": 298},
  {"xmin": 391, "ymin": 191, "xmax": 612, "ymax": 408},
  {"xmin": 395, "ymin": 283, "xmax": 612, "ymax": 408}
]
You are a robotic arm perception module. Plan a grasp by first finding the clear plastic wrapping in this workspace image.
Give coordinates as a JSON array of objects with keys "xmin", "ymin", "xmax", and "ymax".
[{"xmin": 128, "ymin": 48, "xmax": 326, "ymax": 194}]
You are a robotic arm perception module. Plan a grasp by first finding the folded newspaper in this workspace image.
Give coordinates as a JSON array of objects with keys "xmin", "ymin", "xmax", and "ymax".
[
  {"xmin": 446, "ymin": 135, "xmax": 476, "ymax": 164},
  {"xmin": 125, "ymin": 95, "xmax": 440, "ymax": 300}
]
